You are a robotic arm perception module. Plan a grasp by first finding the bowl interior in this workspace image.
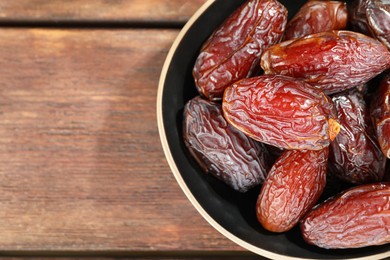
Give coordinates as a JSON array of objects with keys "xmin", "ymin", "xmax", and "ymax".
[{"xmin": 159, "ymin": 0, "xmax": 390, "ymax": 259}]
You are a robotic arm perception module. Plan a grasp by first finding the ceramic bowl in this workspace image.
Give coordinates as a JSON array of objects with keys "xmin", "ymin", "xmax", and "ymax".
[{"xmin": 157, "ymin": 0, "xmax": 390, "ymax": 259}]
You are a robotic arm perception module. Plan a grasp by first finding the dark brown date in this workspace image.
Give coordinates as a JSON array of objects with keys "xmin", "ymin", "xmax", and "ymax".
[
  {"xmin": 300, "ymin": 183, "xmax": 390, "ymax": 249},
  {"xmin": 261, "ymin": 30, "xmax": 390, "ymax": 95},
  {"xmin": 349, "ymin": 0, "xmax": 390, "ymax": 50},
  {"xmin": 256, "ymin": 148, "xmax": 328, "ymax": 232},
  {"xmin": 371, "ymin": 72, "xmax": 390, "ymax": 158},
  {"xmin": 222, "ymin": 75, "xmax": 340, "ymax": 150},
  {"xmin": 183, "ymin": 96, "xmax": 270, "ymax": 192},
  {"xmin": 329, "ymin": 88, "xmax": 386, "ymax": 184},
  {"xmin": 192, "ymin": 0, "xmax": 287, "ymax": 101},
  {"xmin": 283, "ymin": 0, "xmax": 348, "ymax": 40}
]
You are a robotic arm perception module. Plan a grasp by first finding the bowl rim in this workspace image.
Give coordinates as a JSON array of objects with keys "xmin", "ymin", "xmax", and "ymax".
[{"xmin": 156, "ymin": 1, "xmax": 390, "ymax": 259}]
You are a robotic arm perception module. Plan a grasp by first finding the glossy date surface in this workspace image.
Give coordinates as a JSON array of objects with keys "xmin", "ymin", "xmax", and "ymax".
[
  {"xmin": 261, "ymin": 30, "xmax": 390, "ymax": 94},
  {"xmin": 300, "ymin": 183, "xmax": 390, "ymax": 249},
  {"xmin": 256, "ymin": 148, "xmax": 328, "ymax": 232},
  {"xmin": 222, "ymin": 75, "xmax": 340, "ymax": 150},
  {"xmin": 183, "ymin": 96, "xmax": 270, "ymax": 192},
  {"xmin": 349, "ymin": 0, "xmax": 390, "ymax": 50},
  {"xmin": 193, "ymin": 0, "xmax": 287, "ymax": 101},
  {"xmin": 371, "ymin": 72, "xmax": 390, "ymax": 158},
  {"xmin": 329, "ymin": 88, "xmax": 386, "ymax": 184},
  {"xmin": 283, "ymin": 0, "xmax": 348, "ymax": 40}
]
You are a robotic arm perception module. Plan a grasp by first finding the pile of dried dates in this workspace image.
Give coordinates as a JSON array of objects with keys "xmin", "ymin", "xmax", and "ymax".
[{"xmin": 183, "ymin": 0, "xmax": 390, "ymax": 249}]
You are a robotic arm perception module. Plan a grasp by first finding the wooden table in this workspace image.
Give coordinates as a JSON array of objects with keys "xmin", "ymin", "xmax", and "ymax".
[{"xmin": 0, "ymin": 1, "xmax": 262, "ymax": 259}]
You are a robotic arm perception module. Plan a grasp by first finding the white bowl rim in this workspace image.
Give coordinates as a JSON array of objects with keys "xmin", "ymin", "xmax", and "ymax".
[{"xmin": 156, "ymin": 1, "xmax": 390, "ymax": 259}]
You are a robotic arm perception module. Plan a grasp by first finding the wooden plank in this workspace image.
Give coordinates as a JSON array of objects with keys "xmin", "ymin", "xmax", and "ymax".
[
  {"xmin": 0, "ymin": 28, "xmax": 247, "ymax": 253},
  {"xmin": 0, "ymin": 1, "xmax": 208, "ymax": 23},
  {"xmin": 1, "ymin": 256, "xmax": 262, "ymax": 259}
]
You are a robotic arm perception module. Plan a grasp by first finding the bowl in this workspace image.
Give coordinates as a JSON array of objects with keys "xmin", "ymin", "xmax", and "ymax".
[{"xmin": 156, "ymin": 0, "xmax": 390, "ymax": 259}]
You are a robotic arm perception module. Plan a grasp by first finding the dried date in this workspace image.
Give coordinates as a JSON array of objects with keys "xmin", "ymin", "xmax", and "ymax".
[
  {"xmin": 222, "ymin": 75, "xmax": 340, "ymax": 150},
  {"xmin": 283, "ymin": 0, "xmax": 348, "ymax": 40},
  {"xmin": 183, "ymin": 96, "xmax": 270, "ymax": 192},
  {"xmin": 256, "ymin": 148, "xmax": 328, "ymax": 232},
  {"xmin": 261, "ymin": 30, "xmax": 390, "ymax": 95},
  {"xmin": 371, "ymin": 72, "xmax": 390, "ymax": 158},
  {"xmin": 300, "ymin": 183, "xmax": 390, "ymax": 249},
  {"xmin": 329, "ymin": 88, "xmax": 386, "ymax": 184},
  {"xmin": 192, "ymin": 0, "xmax": 287, "ymax": 101},
  {"xmin": 349, "ymin": 0, "xmax": 390, "ymax": 50}
]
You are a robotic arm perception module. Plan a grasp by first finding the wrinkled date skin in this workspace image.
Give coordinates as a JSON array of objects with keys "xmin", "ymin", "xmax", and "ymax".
[
  {"xmin": 283, "ymin": 0, "xmax": 348, "ymax": 40},
  {"xmin": 261, "ymin": 30, "xmax": 390, "ymax": 95},
  {"xmin": 183, "ymin": 96, "xmax": 270, "ymax": 192},
  {"xmin": 256, "ymin": 148, "xmax": 328, "ymax": 232},
  {"xmin": 222, "ymin": 75, "xmax": 340, "ymax": 150},
  {"xmin": 329, "ymin": 88, "xmax": 386, "ymax": 184},
  {"xmin": 300, "ymin": 183, "xmax": 390, "ymax": 249},
  {"xmin": 192, "ymin": 0, "xmax": 287, "ymax": 101},
  {"xmin": 371, "ymin": 72, "xmax": 390, "ymax": 158},
  {"xmin": 349, "ymin": 0, "xmax": 390, "ymax": 50}
]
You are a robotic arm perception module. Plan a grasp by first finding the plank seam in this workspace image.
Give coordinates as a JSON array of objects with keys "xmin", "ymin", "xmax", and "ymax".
[{"xmin": 0, "ymin": 20, "xmax": 185, "ymax": 29}]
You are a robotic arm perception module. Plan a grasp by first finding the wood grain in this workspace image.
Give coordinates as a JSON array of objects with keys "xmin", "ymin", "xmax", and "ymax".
[
  {"xmin": 0, "ymin": 1, "xmax": 208, "ymax": 23},
  {"xmin": 0, "ymin": 28, "xmax": 248, "ymax": 253},
  {"xmin": 0, "ymin": 255, "xmax": 262, "ymax": 259}
]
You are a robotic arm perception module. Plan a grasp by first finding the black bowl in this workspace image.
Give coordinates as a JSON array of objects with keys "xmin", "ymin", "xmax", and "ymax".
[{"xmin": 157, "ymin": 0, "xmax": 390, "ymax": 259}]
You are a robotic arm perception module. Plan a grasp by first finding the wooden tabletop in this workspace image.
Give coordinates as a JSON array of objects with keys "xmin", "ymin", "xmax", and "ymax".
[{"xmin": 0, "ymin": 1, "xmax": 262, "ymax": 259}]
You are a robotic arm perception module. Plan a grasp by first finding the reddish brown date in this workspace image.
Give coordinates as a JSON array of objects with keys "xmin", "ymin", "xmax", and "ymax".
[
  {"xmin": 192, "ymin": 0, "xmax": 287, "ymax": 101},
  {"xmin": 283, "ymin": 0, "xmax": 348, "ymax": 40},
  {"xmin": 261, "ymin": 30, "xmax": 390, "ymax": 95},
  {"xmin": 256, "ymin": 148, "xmax": 328, "ymax": 232},
  {"xmin": 300, "ymin": 183, "xmax": 390, "ymax": 249},
  {"xmin": 329, "ymin": 88, "xmax": 386, "ymax": 184},
  {"xmin": 222, "ymin": 75, "xmax": 340, "ymax": 150},
  {"xmin": 371, "ymin": 72, "xmax": 390, "ymax": 158},
  {"xmin": 349, "ymin": 0, "xmax": 390, "ymax": 50},
  {"xmin": 183, "ymin": 96, "xmax": 270, "ymax": 192}
]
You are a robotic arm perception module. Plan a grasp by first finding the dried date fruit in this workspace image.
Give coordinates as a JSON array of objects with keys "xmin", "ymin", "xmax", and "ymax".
[
  {"xmin": 349, "ymin": 0, "xmax": 390, "ymax": 50},
  {"xmin": 371, "ymin": 72, "xmax": 390, "ymax": 158},
  {"xmin": 183, "ymin": 96, "xmax": 270, "ymax": 192},
  {"xmin": 222, "ymin": 75, "xmax": 340, "ymax": 150},
  {"xmin": 256, "ymin": 148, "xmax": 328, "ymax": 232},
  {"xmin": 300, "ymin": 183, "xmax": 390, "ymax": 249},
  {"xmin": 329, "ymin": 88, "xmax": 386, "ymax": 184},
  {"xmin": 192, "ymin": 0, "xmax": 287, "ymax": 101},
  {"xmin": 261, "ymin": 30, "xmax": 390, "ymax": 95},
  {"xmin": 283, "ymin": 0, "xmax": 348, "ymax": 40}
]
